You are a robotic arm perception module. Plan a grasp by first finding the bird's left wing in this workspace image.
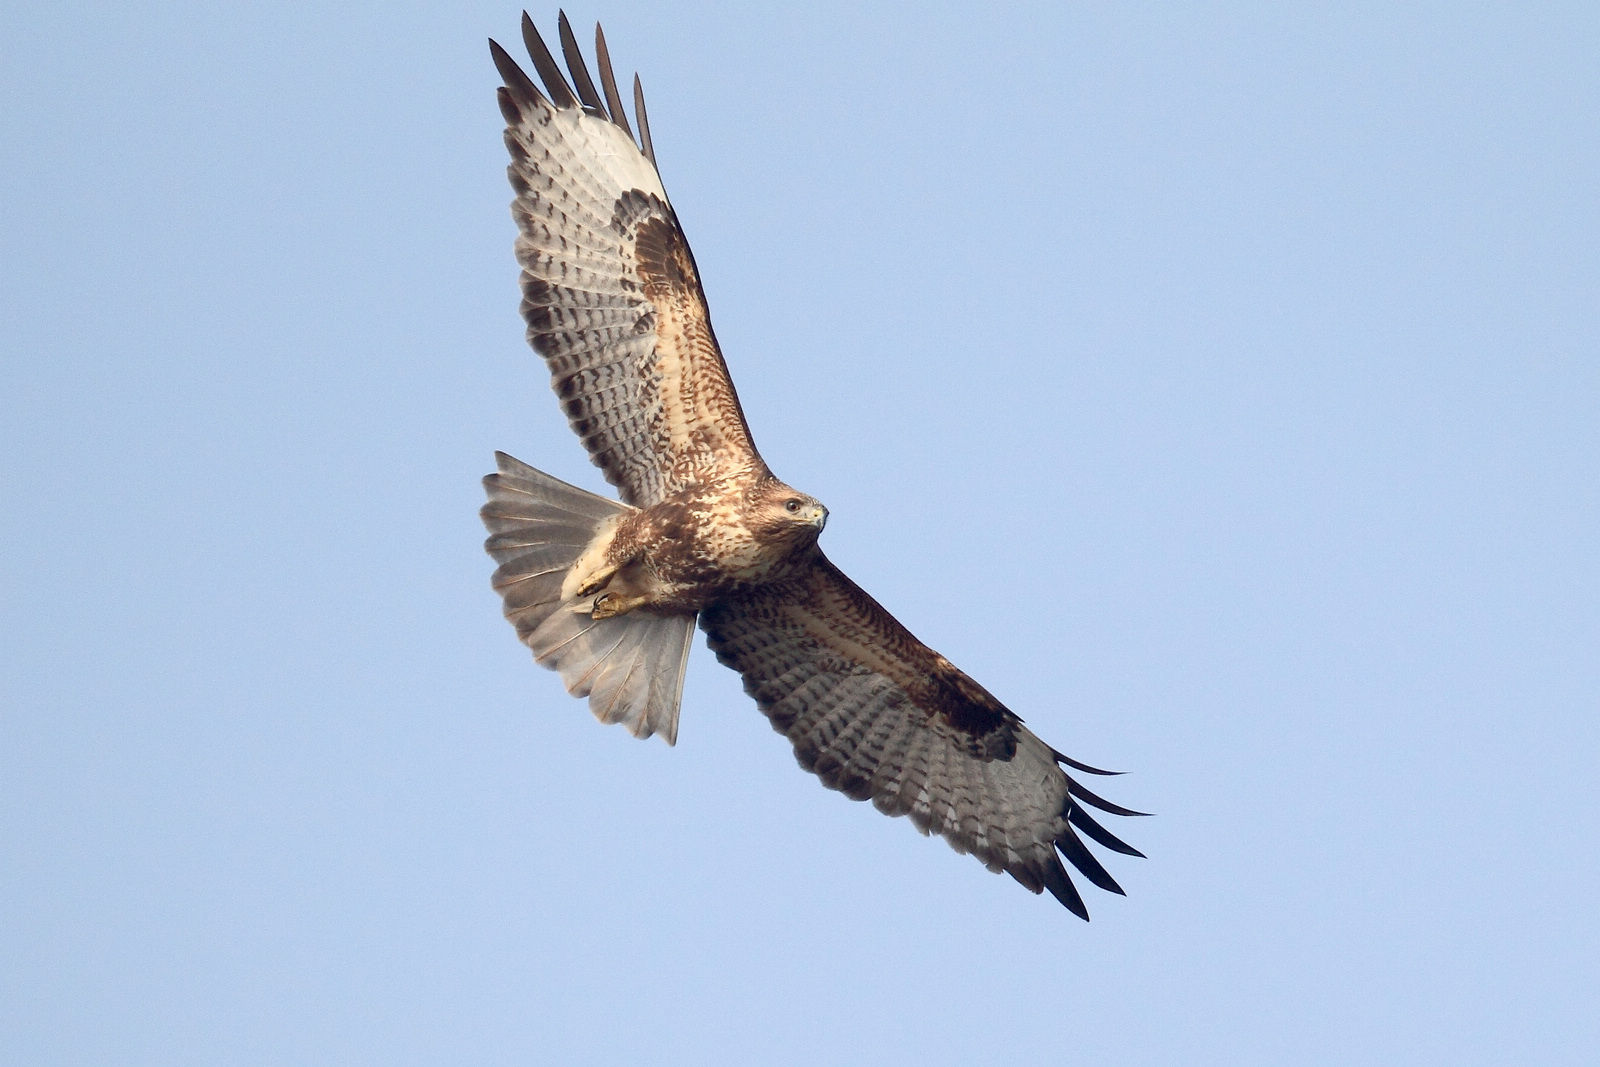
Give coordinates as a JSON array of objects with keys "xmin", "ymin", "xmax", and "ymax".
[
  {"xmin": 491, "ymin": 14, "xmax": 763, "ymax": 508},
  {"xmin": 699, "ymin": 555, "xmax": 1145, "ymax": 918}
]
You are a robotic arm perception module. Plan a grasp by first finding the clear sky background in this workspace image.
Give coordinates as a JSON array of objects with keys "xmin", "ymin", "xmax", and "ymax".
[{"xmin": 4, "ymin": 2, "xmax": 1597, "ymax": 1063}]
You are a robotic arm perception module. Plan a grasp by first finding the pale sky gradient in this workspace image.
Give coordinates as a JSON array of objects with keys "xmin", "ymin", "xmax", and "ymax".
[{"xmin": 4, "ymin": 2, "xmax": 1598, "ymax": 1063}]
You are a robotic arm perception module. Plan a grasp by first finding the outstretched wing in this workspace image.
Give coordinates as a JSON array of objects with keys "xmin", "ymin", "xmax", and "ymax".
[
  {"xmin": 492, "ymin": 14, "xmax": 763, "ymax": 508},
  {"xmin": 699, "ymin": 555, "xmax": 1145, "ymax": 919}
]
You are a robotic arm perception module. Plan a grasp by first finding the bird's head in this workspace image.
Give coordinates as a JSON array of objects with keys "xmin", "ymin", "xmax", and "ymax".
[{"xmin": 751, "ymin": 478, "xmax": 828, "ymax": 547}]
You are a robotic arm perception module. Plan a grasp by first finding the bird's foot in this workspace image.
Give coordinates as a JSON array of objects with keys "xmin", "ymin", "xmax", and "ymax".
[
  {"xmin": 574, "ymin": 562, "xmax": 618, "ymax": 598},
  {"xmin": 590, "ymin": 591, "xmax": 645, "ymax": 619}
]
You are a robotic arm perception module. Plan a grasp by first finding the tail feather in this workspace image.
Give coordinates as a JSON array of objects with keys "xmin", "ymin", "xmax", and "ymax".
[{"xmin": 482, "ymin": 452, "xmax": 694, "ymax": 743}]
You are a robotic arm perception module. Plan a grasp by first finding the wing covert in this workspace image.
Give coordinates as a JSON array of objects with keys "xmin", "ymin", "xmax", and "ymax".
[
  {"xmin": 493, "ymin": 17, "xmax": 762, "ymax": 507},
  {"xmin": 699, "ymin": 554, "xmax": 1144, "ymax": 919}
]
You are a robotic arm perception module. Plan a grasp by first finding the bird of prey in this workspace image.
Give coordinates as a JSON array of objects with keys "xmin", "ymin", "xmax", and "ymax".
[{"xmin": 480, "ymin": 12, "xmax": 1144, "ymax": 917}]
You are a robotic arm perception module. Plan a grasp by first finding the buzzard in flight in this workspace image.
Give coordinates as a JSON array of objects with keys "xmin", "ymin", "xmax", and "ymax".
[{"xmin": 481, "ymin": 12, "xmax": 1144, "ymax": 917}]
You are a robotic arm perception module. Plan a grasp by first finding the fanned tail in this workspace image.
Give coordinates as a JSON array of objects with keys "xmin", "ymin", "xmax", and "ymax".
[{"xmin": 481, "ymin": 452, "xmax": 694, "ymax": 743}]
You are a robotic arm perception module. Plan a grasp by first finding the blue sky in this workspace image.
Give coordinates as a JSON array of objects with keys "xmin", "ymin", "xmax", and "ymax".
[{"xmin": 4, "ymin": 2, "xmax": 1597, "ymax": 1063}]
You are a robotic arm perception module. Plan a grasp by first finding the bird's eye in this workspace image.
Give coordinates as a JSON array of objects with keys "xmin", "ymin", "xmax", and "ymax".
[{"xmin": 785, "ymin": 498, "xmax": 802, "ymax": 513}]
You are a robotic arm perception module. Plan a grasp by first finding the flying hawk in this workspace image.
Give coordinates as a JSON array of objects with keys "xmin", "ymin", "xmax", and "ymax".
[{"xmin": 481, "ymin": 12, "xmax": 1145, "ymax": 917}]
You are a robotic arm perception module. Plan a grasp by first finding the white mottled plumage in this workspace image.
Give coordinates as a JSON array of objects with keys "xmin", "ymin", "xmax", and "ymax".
[{"xmin": 562, "ymin": 107, "xmax": 669, "ymax": 205}]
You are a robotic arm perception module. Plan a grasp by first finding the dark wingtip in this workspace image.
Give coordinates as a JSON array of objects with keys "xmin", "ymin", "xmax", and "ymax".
[
  {"xmin": 1056, "ymin": 831, "xmax": 1128, "ymax": 897},
  {"xmin": 522, "ymin": 11, "xmax": 580, "ymax": 110},
  {"xmin": 1068, "ymin": 804, "xmax": 1148, "ymax": 859},
  {"xmin": 557, "ymin": 10, "xmax": 608, "ymax": 118},
  {"xmin": 1041, "ymin": 860, "xmax": 1091, "ymax": 921},
  {"xmin": 593, "ymin": 22, "xmax": 635, "ymax": 143},
  {"xmin": 490, "ymin": 37, "xmax": 543, "ymax": 108},
  {"xmin": 633, "ymin": 74, "xmax": 656, "ymax": 165},
  {"xmin": 1052, "ymin": 747, "xmax": 1125, "ymax": 776},
  {"xmin": 1067, "ymin": 776, "xmax": 1153, "ymax": 818}
]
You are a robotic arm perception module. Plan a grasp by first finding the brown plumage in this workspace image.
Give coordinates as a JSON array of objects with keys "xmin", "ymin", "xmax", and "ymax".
[{"xmin": 481, "ymin": 13, "xmax": 1145, "ymax": 918}]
